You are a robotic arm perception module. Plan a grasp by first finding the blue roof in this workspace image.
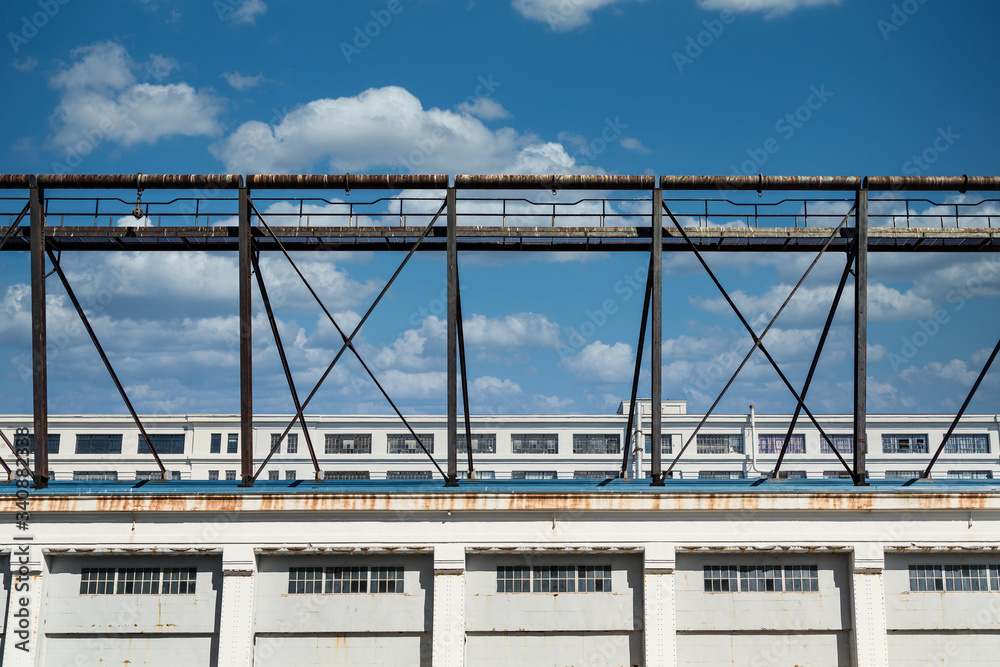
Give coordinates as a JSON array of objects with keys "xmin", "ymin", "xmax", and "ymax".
[{"xmin": 3, "ymin": 477, "xmax": 998, "ymax": 496}]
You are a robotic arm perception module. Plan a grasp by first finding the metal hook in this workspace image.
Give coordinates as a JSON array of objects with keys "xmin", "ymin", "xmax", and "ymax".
[
  {"xmin": 757, "ymin": 173, "xmax": 764, "ymax": 198},
  {"xmin": 132, "ymin": 172, "xmax": 144, "ymax": 219},
  {"xmin": 551, "ymin": 174, "xmax": 557, "ymax": 196},
  {"xmin": 345, "ymin": 173, "xmax": 351, "ymax": 196}
]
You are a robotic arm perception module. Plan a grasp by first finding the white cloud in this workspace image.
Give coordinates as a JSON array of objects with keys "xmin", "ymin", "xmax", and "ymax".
[
  {"xmin": 561, "ymin": 340, "xmax": 633, "ymax": 382},
  {"xmin": 697, "ymin": 0, "xmax": 840, "ymax": 19},
  {"xmin": 224, "ymin": 0, "xmax": 267, "ymax": 24},
  {"xmin": 473, "ymin": 376, "xmax": 523, "ymax": 395},
  {"xmin": 222, "ymin": 71, "xmax": 263, "ymax": 91},
  {"xmin": 512, "ymin": 0, "xmax": 638, "ymax": 30},
  {"xmin": 47, "ymin": 41, "xmax": 223, "ymax": 153},
  {"xmin": 458, "ymin": 97, "xmax": 512, "ymax": 120},
  {"xmin": 463, "ymin": 313, "xmax": 560, "ymax": 348},
  {"xmin": 10, "ymin": 57, "xmax": 38, "ymax": 72},
  {"xmin": 620, "ymin": 136, "xmax": 650, "ymax": 153},
  {"xmin": 211, "ymin": 85, "xmax": 587, "ymax": 175}
]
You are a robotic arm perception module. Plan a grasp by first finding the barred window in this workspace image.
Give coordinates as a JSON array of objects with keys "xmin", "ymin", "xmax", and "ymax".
[
  {"xmin": 270, "ymin": 433, "xmax": 282, "ymax": 454},
  {"xmin": 371, "ymin": 566, "xmax": 404, "ymax": 593},
  {"xmin": 698, "ymin": 471, "xmax": 744, "ymax": 480},
  {"xmin": 882, "ymin": 434, "xmax": 928, "ymax": 454},
  {"xmin": 328, "ymin": 567, "xmax": 368, "ymax": 594},
  {"xmin": 943, "ymin": 434, "xmax": 990, "ymax": 454},
  {"xmin": 758, "ymin": 434, "xmax": 804, "ymax": 454},
  {"xmin": 135, "ymin": 471, "xmax": 175, "ymax": 481},
  {"xmin": 268, "ymin": 470, "xmax": 279, "ymax": 480},
  {"xmin": 288, "ymin": 567, "xmax": 324, "ymax": 594},
  {"xmin": 578, "ymin": 566, "xmax": 612, "ymax": 592},
  {"xmin": 387, "ymin": 434, "xmax": 433, "ymax": 454},
  {"xmin": 73, "ymin": 471, "xmax": 118, "ymax": 481},
  {"xmin": 783, "ymin": 565, "xmax": 819, "ymax": 592},
  {"xmin": 991, "ymin": 565, "xmax": 1000, "ymax": 591},
  {"xmin": 75, "ymin": 434, "xmax": 123, "ymax": 454},
  {"xmin": 497, "ymin": 566, "xmax": 531, "ymax": 593},
  {"xmin": 696, "ymin": 434, "xmax": 744, "ymax": 454},
  {"xmin": 458, "ymin": 470, "xmax": 495, "ymax": 480},
  {"xmin": 208, "ymin": 470, "xmax": 219, "ymax": 480},
  {"xmin": 387, "ymin": 470, "xmax": 433, "ymax": 480},
  {"xmin": 885, "ymin": 471, "xmax": 922, "ymax": 479},
  {"xmin": 80, "ymin": 568, "xmax": 116, "ymax": 595},
  {"xmin": 511, "ymin": 470, "xmax": 558, "ymax": 480},
  {"xmin": 573, "ymin": 470, "xmax": 619, "ymax": 480},
  {"xmin": 739, "ymin": 566, "xmax": 782, "ymax": 592},
  {"xmin": 947, "ymin": 470, "xmax": 993, "ymax": 480},
  {"xmin": 533, "ymin": 565, "xmax": 576, "ymax": 593},
  {"xmin": 457, "ymin": 433, "xmax": 497, "ymax": 454},
  {"xmin": 287, "ymin": 433, "xmax": 298, "ymax": 454},
  {"xmin": 704, "ymin": 565, "xmax": 738, "ymax": 592},
  {"xmin": 324, "ymin": 470, "xmax": 370, "ymax": 480},
  {"xmin": 326, "ymin": 433, "xmax": 372, "ymax": 454},
  {"xmin": 162, "ymin": 568, "xmax": 197, "ymax": 595},
  {"xmin": 117, "ymin": 568, "xmax": 161, "ymax": 595},
  {"xmin": 210, "ymin": 433, "xmax": 221, "ymax": 454},
  {"xmin": 644, "ymin": 434, "xmax": 672, "ymax": 455},
  {"xmin": 25, "ymin": 433, "xmax": 60, "ymax": 454},
  {"xmin": 821, "ymin": 434, "xmax": 854, "ymax": 454},
  {"xmin": 285, "ymin": 470, "xmax": 296, "ymax": 480},
  {"xmin": 909, "ymin": 565, "xmax": 943, "ymax": 591},
  {"xmin": 511, "ymin": 433, "xmax": 558, "ymax": 454},
  {"xmin": 823, "ymin": 470, "xmax": 851, "ymax": 479},
  {"xmin": 227, "ymin": 434, "xmax": 238, "ymax": 454},
  {"xmin": 139, "ymin": 434, "xmax": 184, "ymax": 455},
  {"xmin": 781, "ymin": 471, "xmax": 808, "ymax": 479},
  {"xmin": 572, "ymin": 434, "xmax": 620, "ymax": 454},
  {"xmin": 945, "ymin": 565, "xmax": 990, "ymax": 591},
  {"xmin": 225, "ymin": 470, "xmax": 237, "ymax": 481}
]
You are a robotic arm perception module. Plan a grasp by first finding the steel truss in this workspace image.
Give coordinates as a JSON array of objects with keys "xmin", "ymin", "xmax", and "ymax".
[{"xmin": 1, "ymin": 173, "xmax": 998, "ymax": 487}]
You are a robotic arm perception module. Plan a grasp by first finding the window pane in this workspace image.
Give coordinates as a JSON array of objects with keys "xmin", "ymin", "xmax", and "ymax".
[
  {"xmin": 533, "ymin": 566, "xmax": 575, "ymax": 593},
  {"xmin": 783, "ymin": 565, "xmax": 819, "ymax": 592},
  {"xmin": 75, "ymin": 434, "xmax": 123, "ymax": 454},
  {"xmin": 138, "ymin": 434, "xmax": 184, "ymax": 455},
  {"xmin": 739, "ymin": 566, "xmax": 782, "ymax": 592},
  {"xmin": 572, "ymin": 434, "xmax": 620, "ymax": 454},
  {"xmin": 288, "ymin": 567, "xmax": 324, "ymax": 594},
  {"xmin": 210, "ymin": 433, "xmax": 221, "ymax": 453},
  {"xmin": 287, "ymin": 433, "xmax": 298, "ymax": 454},
  {"xmin": 387, "ymin": 434, "xmax": 433, "ymax": 454},
  {"xmin": 73, "ymin": 471, "xmax": 118, "ymax": 481},
  {"xmin": 117, "ymin": 568, "xmax": 160, "ymax": 595},
  {"xmin": 496, "ymin": 566, "xmax": 531, "ymax": 593},
  {"xmin": 227, "ymin": 434, "xmax": 239, "ymax": 454},
  {"xmin": 758, "ymin": 434, "xmax": 804, "ymax": 454},
  {"xmin": 371, "ymin": 566, "xmax": 404, "ymax": 593},
  {"xmin": 943, "ymin": 434, "xmax": 990, "ymax": 454},
  {"xmin": 643, "ymin": 434, "xmax": 672, "ymax": 455},
  {"xmin": 945, "ymin": 565, "xmax": 989, "ymax": 591},
  {"xmin": 324, "ymin": 471, "xmax": 371, "ymax": 480},
  {"xmin": 703, "ymin": 566, "xmax": 738, "ymax": 592},
  {"xmin": 821, "ymin": 434, "xmax": 854, "ymax": 454},
  {"xmin": 578, "ymin": 565, "xmax": 612, "ymax": 592},
  {"xmin": 386, "ymin": 471, "xmax": 433, "ymax": 480},
  {"xmin": 511, "ymin": 471, "xmax": 557, "ymax": 480},
  {"xmin": 511, "ymin": 434, "xmax": 558, "ymax": 454},
  {"xmin": 80, "ymin": 568, "xmax": 116, "ymax": 595},
  {"xmin": 882, "ymin": 434, "xmax": 929, "ymax": 454},
  {"xmin": 162, "ymin": 568, "xmax": 197, "ymax": 595},
  {"xmin": 696, "ymin": 434, "xmax": 743, "ymax": 454},
  {"xmin": 329, "ymin": 566, "xmax": 367, "ymax": 594},
  {"xmin": 457, "ymin": 433, "xmax": 497, "ymax": 454},
  {"xmin": 325, "ymin": 433, "xmax": 373, "ymax": 454},
  {"xmin": 909, "ymin": 565, "xmax": 943, "ymax": 591}
]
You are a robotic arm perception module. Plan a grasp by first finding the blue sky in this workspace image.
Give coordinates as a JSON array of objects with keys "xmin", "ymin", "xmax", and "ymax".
[{"xmin": 1, "ymin": 0, "xmax": 998, "ymax": 419}]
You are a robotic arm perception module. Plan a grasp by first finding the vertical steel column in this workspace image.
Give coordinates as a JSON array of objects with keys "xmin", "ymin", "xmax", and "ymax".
[
  {"xmin": 651, "ymin": 189, "xmax": 664, "ymax": 485},
  {"xmin": 238, "ymin": 182, "xmax": 254, "ymax": 486},
  {"xmin": 29, "ymin": 177, "xmax": 48, "ymax": 488},
  {"xmin": 853, "ymin": 186, "xmax": 869, "ymax": 485},
  {"xmin": 445, "ymin": 187, "xmax": 458, "ymax": 486}
]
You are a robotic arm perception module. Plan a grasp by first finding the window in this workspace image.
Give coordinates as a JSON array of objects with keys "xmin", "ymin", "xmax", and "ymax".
[
  {"xmin": 823, "ymin": 470, "xmax": 851, "ymax": 479},
  {"xmin": 458, "ymin": 470, "xmax": 495, "ymax": 480},
  {"xmin": 533, "ymin": 566, "xmax": 576, "ymax": 592},
  {"xmin": 387, "ymin": 434, "xmax": 433, "ymax": 454},
  {"xmin": 704, "ymin": 566, "xmax": 738, "ymax": 592},
  {"xmin": 371, "ymin": 566, "xmax": 404, "ymax": 593},
  {"xmin": 136, "ymin": 471, "xmax": 166, "ymax": 481},
  {"xmin": 270, "ymin": 433, "xmax": 282, "ymax": 454},
  {"xmin": 944, "ymin": 434, "xmax": 990, "ymax": 454},
  {"xmin": 885, "ymin": 471, "xmax": 921, "ymax": 479},
  {"xmin": 26, "ymin": 433, "xmax": 60, "ymax": 454},
  {"xmin": 821, "ymin": 434, "xmax": 855, "ymax": 454},
  {"xmin": 117, "ymin": 568, "xmax": 160, "ymax": 594},
  {"xmin": 697, "ymin": 434, "xmax": 744, "ymax": 454},
  {"xmin": 698, "ymin": 471, "xmax": 744, "ymax": 480},
  {"xmin": 758, "ymin": 434, "xmax": 804, "ymax": 454},
  {"xmin": 210, "ymin": 433, "xmax": 221, "ymax": 454},
  {"xmin": 947, "ymin": 470, "xmax": 994, "ymax": 480},
  {"xmin": 227, "ymin": 434, "xmax": 239, "ymax": 454},
  {"xmin": 783, "ymin": 565, "xmax": 819, "ymax": 592},
  {"xmin": 457, "ymin": 433, "xmax": 497, "ymax": 454},
  {"xmin": 324, "ymin": 471, "xmax": 370, "ymax": 480},
  {"xmin": 80, "ymin": 568, "xmax": 116, "ymax": 595},
  {"xmin": 644, "ymin": 434, "xmax": 672, "ymax": 455},
  {"xmin": 161, "ymin": 568, "xmax": 197, "ymax": 595},
  {"xmin": 740, "ymin": 566, "xmax": 782, "ymax": 592},
  {"xmin": 909, "ymin": 565, "xmax": 944, "ymax": 591},
  {"xmin": 288, "ymin": 567, "xmax": 324, "ymax": 594},
  {"xmin": 329, "ymin": 566, "xmax": 368, "ymax": 593},
  {"xmin": 511, "ymin": 471, "xmax": 557, "ymax": 480},
  {"xmin": 225, "ymin": 470, "xmax": 237, "ymax": 481},
  {"xmin": 73, "ymin": 471, "xmax": 118, "ymax": 481},
  {"xmin": 287, "ymin": 433, "xmax": 298, "ymax": 454},
  {"xmin": 511, "ymin": 433, "xmax": 558, "ymax": 454},
  {"xmin": 882, "ymin": 434, "xmax": 928, "ymax": 454},
  {"xmin": 208, "ymin": 470, "xmax": 219, "ymax": 480},
  {"xmin": 138, "ymin": 434, "xmax": 184, "ymax": 455},
  {"xmin": 945, "ymin": 565, "xmax": 990, "ymax": 591},
  {"xmin": 387, "ymin": 471, "xmax": 433, "ymax": 480},
  {"xmin": 268, "ymin": 470, "xmax": 279, "ymax": 480},
  {"xmin": 578, "ymin": 566, "xmax": 612, "ymax": 592},
  {"xmin": 775, "ymin": 470, "xmax": 807, "ymax": 479},
  {"xmin": 285, "ymin": 470, "xmax": 296, "ymax": 480},
  {"xmin": 75, "ymin": 434, "xmax": 123, "ymax": 454},
  {"xmin": 573, "ymin": 471, "xmax": 619, "ymax": 479},
  {"xmin": 497, "ymin": 566, "xmax": 531, "ymax": 593},
  {"xmin": 326, "ymin": 433, "xmax": 372, "ymax": 454},
  {"xmin": 572, "ymin": 434, "xmax": 620, "ymax": 454}
]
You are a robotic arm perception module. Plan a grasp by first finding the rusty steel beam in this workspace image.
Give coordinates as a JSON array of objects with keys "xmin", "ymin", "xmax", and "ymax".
[
  {"xmin": 865, "ymin": 175, "xmax": 1000, "ymax": 192},
  {"xmin": 660, "ymin": 175, "xmax": 862, "ymax": 191},
  {"xmin": 34, "ymin": 174, "xmax": 240, "ymax": 189},
  {"xmin": 247, "ymin": 174, "xmax": 448, "ymax": 190},
  {"xmin": 455, "ymin": 174, "xmax": 655, "ymax": 190},
  {"xmin": 854, "ymin": 189, "xmax": 869, "ymax": 485},
  {"xmin": 0, "ymin": 174, "xmax": 31, "ymax": 188},
  {"xmin": 650, "ymin": 189, "xmax": 663, "ymax": 485},
  {"xmin": 29, "ymin": 178, "xmax": 48, "ymax": 488},
  {"xmin": 239, "ymin": 184, "xmax": 254, "ymax": 486}
]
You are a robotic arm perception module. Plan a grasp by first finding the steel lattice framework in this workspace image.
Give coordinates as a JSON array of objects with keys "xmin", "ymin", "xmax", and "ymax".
[{"xmin": 1, "ymin": 173, "xmax": 998, "ymax": 488}]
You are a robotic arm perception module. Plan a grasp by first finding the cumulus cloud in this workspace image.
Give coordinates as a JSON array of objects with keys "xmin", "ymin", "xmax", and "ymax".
[
  {"xmin": 222, "ymin": 71, "xmax": 263, "ymax": 91},
  {"xmin": 211, "ymin": 85, "xmax": 586, "ymax": 175},
  {"xmin": 697, "ymin": 0, "xmax": 840, "ymax": 19},
  {"xmin": 512, "ymin": 0, "xmax": 639, "ymax": 30},
  {"xmin": 560, "ymin": 340, "xmax": 633, "ymax": 382},
  {"xmin": 222, "ymin": 0, "xmax": 267, "ymax": 24},
  {"xmin": 47, "ymin": 41, "xmax": 223, "ymax": 154},
  {"xmin": 619, "ymin": 137, "xmax": 650, "ymax": 153},
  {"xmin": 458, "ymin": 97, "xmax": 511, "ymax": 120},
  {"xmin": 462, "ymin": 313, "xmax": 561, "ymax": 348}
]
